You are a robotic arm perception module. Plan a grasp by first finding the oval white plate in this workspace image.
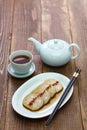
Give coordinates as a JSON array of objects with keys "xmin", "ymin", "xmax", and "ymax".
[{"xmin": 12, "ymin": 72, "xmax": 73, "ymax": 119}]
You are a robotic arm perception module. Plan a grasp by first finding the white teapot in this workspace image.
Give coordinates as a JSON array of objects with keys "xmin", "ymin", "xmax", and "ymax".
[{"xmin": 28, "ymin": 37, "xmax": 80, "ymax": 66}]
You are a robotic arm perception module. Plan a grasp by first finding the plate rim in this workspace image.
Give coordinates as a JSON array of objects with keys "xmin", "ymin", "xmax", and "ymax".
[{"xmin": 12, "ymin": 72, "xmax": 74, "ymax": 118}]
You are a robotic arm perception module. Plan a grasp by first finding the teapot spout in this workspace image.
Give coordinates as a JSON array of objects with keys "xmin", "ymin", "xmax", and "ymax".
[{"xmin": 28, "ymin": 37, "xmax": 41, "ymax": 54}]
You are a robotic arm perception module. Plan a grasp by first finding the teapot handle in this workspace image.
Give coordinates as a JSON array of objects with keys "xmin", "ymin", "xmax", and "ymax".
[{"xmin": 69, "ymin": 43, "xmax": 80, "ymax": 60}]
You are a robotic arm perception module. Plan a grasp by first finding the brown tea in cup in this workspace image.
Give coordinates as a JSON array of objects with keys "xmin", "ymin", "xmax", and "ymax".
[
  {"xmin": 9, "ymin": 50, "xmax": 33, "ymax": 74},
  {"xmin": 12, "ymin": 55, "xmax": 31, "ymax": 64}
]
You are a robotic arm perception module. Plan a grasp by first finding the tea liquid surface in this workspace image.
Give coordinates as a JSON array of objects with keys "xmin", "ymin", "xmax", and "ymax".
[{"xmin": 13, "ymin": 55, "xmax": 30, "ymax": 64}]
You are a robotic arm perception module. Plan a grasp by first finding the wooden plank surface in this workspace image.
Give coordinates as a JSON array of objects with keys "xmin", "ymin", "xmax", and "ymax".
[
  {"xmin": 69, "ymin": 0, "xmax": 87, "ymax": 129},
  {"xmin": 5, "ymin": 0, "xmax": 42, "ymax": 130},
  {"xmin": 0, "ymin": 0, "xmax": 14, "ymax": 130},
  {"xmin": 0, "ymin": 0, "xmax": 87, "ymax": 130},
  {"xmin": 41, "ymin": 0, "xmax": 82, "ymax": 130}
]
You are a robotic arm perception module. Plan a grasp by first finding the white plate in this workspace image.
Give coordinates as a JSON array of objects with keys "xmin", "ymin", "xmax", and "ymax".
[
  {"xmin": 7, "ymin": 63, "xmax": 35, "ymax": 78},
  {"xmin": 12, "ymin": 72, "xmax": 73, "ymax": 118}
]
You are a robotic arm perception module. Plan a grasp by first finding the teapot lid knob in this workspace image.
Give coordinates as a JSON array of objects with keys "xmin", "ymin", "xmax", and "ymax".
[
  {"xmin": 54, "ymin": 40, "xmax": 58, "ymax": 44},
  {"xmin": 47, "ymin": 39, "xmax": 64, "ymax": 50}
]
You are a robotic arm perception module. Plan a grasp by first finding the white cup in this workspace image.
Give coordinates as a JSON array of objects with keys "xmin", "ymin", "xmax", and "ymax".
[{"xmin": 9, "ymin": 50, "xmax": 33, "ymax": 75}]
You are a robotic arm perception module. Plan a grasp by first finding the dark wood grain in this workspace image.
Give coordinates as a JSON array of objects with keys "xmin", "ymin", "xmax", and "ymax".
[
  {"xmin": 69, "ymin": 0, "xmax": 87, "ymax": 129},
  {"xmin": 5, "ymin": 0, "xmax": 43, "ymax": 130},
  {"xmin": 0, "ymin": 0, "xmax": 14, "ymax": 130},
  {"xmin": 41, "ymin": 0, "xmax": 82, "ymax": 130},
  {"xmin": 0, "ymin": 0, "xmax": 87, "ymax": 130}
]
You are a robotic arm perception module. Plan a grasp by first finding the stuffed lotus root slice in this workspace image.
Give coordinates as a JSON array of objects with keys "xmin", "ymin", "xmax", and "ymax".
[
  {"xmin": 55, "ymin": 83, "xmax": 63, "ymax": 92},
  {"xmin": 23, "ymin": 94, "xmax": 36, "ymax": 106},
  {"xmin": 47, "ymin": 85, "xmax": 56, "ymax": 98},
  {"xmin": 29, "ymin": 96, "xmax": 43, "ymax": 111},
  {"xmin": 41, "ymin": 90, "xmax": 51, "ymax": 105}
]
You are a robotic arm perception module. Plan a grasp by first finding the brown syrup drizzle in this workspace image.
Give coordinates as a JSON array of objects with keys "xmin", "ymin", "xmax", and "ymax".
[{"xmin": 29, "ymin": 81, "xmax": 59, "ymax": 105}]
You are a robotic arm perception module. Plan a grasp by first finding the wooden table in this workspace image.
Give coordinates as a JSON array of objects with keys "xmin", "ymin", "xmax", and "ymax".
[{"xmin": 0, "ymin": 0, "xmax": 87, "ymax": 130}]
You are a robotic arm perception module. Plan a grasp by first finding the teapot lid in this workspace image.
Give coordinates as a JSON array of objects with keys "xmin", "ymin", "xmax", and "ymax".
[{"xmin": 47, "ymin": 39, "xmax": 65, "ymax": 50}]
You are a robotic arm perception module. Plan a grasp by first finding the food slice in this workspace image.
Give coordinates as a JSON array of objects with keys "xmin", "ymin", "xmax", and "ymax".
[{"xmin": 23, "ymin": 79, "xmax": 63, "ymax": 111}]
